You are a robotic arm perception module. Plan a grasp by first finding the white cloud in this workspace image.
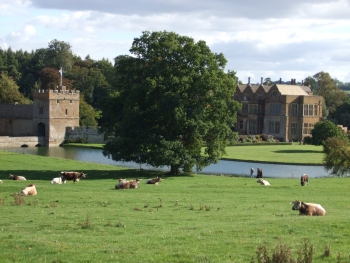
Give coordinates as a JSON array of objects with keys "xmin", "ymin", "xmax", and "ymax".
[
  {"xmin": 1, "ymin": 0, "xmax": 350, "ymax": 82},
  {"xmin": 0, "ymin": 0, "xmax": 31, "ymax": 15}
]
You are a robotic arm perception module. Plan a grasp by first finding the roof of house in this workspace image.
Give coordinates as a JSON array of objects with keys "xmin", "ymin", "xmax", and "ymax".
[{"xmin": 275, "ymin": 85, "xmax": 309, "ymax": 96}]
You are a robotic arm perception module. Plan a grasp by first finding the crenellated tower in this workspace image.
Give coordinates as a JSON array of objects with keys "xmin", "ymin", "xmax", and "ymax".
[{"xmin": 33, "ymin": 86, "xmax": 80, "ymax": 146}]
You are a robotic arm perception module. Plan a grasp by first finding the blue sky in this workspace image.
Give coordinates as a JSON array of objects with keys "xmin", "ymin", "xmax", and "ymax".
[{"xmin": 1, "ymin": 0, "xmax": 350, "ymax": 83}]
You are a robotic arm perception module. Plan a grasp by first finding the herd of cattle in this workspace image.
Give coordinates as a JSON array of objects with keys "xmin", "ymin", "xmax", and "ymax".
[{"xmin": 4, "ymin": 172, "xmax": 325, "ymax": 216}]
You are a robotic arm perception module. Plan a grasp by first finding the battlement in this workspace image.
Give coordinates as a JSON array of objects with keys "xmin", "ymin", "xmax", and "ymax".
[
  {"xmin": 65, "ymin": 126, "xmax": 105, "ymax": 143},
  {"xmin": 35, "ymin": 89, "xmax": 80, "ymax": 95}
]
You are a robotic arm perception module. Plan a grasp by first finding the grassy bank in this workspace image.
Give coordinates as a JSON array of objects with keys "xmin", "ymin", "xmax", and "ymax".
[
  {"xmin": 0, "ymin": 151, "xmax": 349, "ymax": 262},
  {"xmin": 64, "ymin": 143, "xmax": 325, "ymax": 164}
]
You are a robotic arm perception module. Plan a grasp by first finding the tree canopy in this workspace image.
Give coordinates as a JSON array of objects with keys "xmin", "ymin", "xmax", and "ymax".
[
  {"xmin": 323, "ymin": 137, "xmax": 350, "ymax": 176},
  {"xmin": 312, "ymin": 72, "xmax": 347, "ymax": 115},
  {"xmin": 101, "ymin": 31, "xmax": 240, "ymax": 174},
  {"xmin": 0, "ymin": 73, "xmax": 31, "ymax": 104},
  {"xmin": 311, "ymin": 120, "xmax": 345, "ymax": 146}
]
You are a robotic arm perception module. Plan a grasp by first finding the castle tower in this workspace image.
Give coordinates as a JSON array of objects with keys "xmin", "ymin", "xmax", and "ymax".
[{"xmin": 33, "ymin": 86, "xmax": 80, "ymax": 146}]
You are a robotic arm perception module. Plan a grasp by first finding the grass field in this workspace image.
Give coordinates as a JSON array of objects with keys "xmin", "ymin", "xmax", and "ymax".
[
  {"xmin": 224, "ymin": 144, "xmax": 324, "ymax": 164},
  {"xmin": 1, "ymin": 150, "xmax": 349, "ymax": 262}
]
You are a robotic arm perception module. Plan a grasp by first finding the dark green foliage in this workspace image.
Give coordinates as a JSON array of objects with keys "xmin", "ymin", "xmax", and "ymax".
[
  {"xmin": 329, "ymin": 97, "xmax": 350, "ymax": 128},
  {"xmin": 0, "ymin": 73, "xmax": 31, "ymax": 104},
  {"xmin": 311, "ymin": 120, "xmax": 345, "ymax": 146},
  {"xmin": 323, "ymin": 137, "xmax": 350, "ymax": 176},
  {"xmin": 102, "ymin": 31, "xmax": 240, "ymax": 174},
  {"xmin": 79, "ymin": 96, "xmax": 99, "ymax": 127}
]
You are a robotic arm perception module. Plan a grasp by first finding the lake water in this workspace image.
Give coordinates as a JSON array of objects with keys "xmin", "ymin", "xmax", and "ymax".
[{"xmin": 2, "ymin": 146, "xmax": 331, "ymax": 178}]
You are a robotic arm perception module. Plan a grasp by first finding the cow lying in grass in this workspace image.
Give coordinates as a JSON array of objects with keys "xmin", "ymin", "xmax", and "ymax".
[
  {"xmin": 257, "ymin": 178, "xmax": 270, "ymax": 186},
  {"xmin": 60, "ymin": 171, "xmax": 87, "ymax": 183},
  {"xmin": 146, "ymin": 176, "xmax": 162, "ymax": 184},
  {"xmin": 9, "ymin": 174, "xmax": 26, "ymax": 180},
  {"xmin": 291, "ymin": 200, "xmax": 326, "ymax": 216},
  {"xmin": 21, "ymin": 184, "xmax": 37, "ymax": 196},
  {"xmin": 51, "ymin": 177, "xmax": 66, "ymax": 184},
  {"xmin": 115, "ymin": 178, "xmax": 140, "ymax": 189},
  {"xmin": 300, "ymin": 174, "xmax": 309, "ymax": 186}
]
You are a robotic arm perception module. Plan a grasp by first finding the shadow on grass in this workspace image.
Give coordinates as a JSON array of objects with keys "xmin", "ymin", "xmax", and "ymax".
[
  {"xmin": 1, "ymin": 169, "xmax": 193, "ymax": 181},
  {"xmin": 273, "ymin": 149, "xmax": 322, "ymax": 154}
]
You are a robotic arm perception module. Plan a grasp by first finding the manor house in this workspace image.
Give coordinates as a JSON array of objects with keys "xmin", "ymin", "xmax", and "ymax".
[
  {"xmin": 0, "ymin": 86, "xmax": 80, "ymax": 147},
  {"xmin": 234, "ymin": 79, "xmax": 323, "ymax": 142}
]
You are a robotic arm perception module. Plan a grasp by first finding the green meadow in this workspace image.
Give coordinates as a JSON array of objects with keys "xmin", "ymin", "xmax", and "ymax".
[{"xmin": 0, "ymin": 149, "xmax": 349, "ymax": 262}]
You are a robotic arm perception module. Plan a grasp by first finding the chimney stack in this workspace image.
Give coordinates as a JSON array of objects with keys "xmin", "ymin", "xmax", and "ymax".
[
  {"xmin": 279, "ymin": 78, "xmax": 282, "ymax": 84},
  {"xmin": 248, "ymin": 77, "xmax": 250, "ymax": 84},
  {"xmin": 261, "ymin": 77, "xmax": 263, "ymax": 85}
]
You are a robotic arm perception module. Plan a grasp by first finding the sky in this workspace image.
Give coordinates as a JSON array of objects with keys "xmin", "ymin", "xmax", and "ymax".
[{"xmin": 1, "ymin": 0, "xmax": 350, "ymax": 83}]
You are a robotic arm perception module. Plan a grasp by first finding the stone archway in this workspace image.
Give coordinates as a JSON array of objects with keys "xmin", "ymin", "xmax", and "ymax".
[{"xmin": 38, "ymin": 122, "xmax": 45, "ymax": 137}]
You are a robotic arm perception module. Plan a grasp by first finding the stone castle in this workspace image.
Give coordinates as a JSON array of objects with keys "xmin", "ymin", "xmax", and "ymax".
[{"xmin": 0, "ymin": 86, "xmax": 80, "ymax": 147}]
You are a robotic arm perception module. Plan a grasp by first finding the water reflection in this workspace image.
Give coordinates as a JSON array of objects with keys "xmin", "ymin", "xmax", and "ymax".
[{"xmin": 3, "ymin": 146, "xmax": 330, "ymax": 178}]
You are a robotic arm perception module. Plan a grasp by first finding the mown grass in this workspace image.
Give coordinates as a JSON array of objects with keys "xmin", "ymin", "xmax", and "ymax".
[
  {"xmin": 224, "ymin": 144, "xmax": 324, "ymax": 164},
  {"xmin": 1, "ymin": 150, "xmax": 348, "ymax": 262}
]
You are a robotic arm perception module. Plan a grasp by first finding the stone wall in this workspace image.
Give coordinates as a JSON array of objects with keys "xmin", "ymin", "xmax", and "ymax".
[
  {"xmin": 0, "ymin": 136, "xmax": 45, "ymax": 147},
  {"xmin": 65, "ymin": 126, "xmax": 105, "ymax": 143}
]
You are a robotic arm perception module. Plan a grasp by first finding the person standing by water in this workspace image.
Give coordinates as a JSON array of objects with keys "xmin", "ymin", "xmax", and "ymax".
[{"xmin": 250, "ymin": 167, "xmax": 254, "ymax": 178}]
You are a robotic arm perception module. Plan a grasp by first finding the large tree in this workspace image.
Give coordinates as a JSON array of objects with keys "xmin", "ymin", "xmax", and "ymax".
[
  {"xmin": 323, "ymin": 137, "xmax": 350, "ymax": 176},
  {"xmin": 102, "ymin": 31, "xmax": 240, "ymax": 174},
  {"xmin": 312, "ymin": 71, "xmax": 347, "ymax": 115}
]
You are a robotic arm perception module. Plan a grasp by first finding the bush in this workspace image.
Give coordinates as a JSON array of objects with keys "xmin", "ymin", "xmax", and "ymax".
[{"xmin": 252, "ymin": 239, "xmax": 314, "ymax": 263}]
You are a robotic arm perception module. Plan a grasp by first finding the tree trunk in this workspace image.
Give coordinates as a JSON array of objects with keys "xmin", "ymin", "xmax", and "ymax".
[{"xmin": 169, "ymin": 164, "xmax": 180, "ymax": 175}]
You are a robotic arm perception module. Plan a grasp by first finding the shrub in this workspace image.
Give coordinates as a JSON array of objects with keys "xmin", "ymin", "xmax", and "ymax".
[{"xmin": 252, "ymin": 239, "xmax": 314, "ymax": 263}]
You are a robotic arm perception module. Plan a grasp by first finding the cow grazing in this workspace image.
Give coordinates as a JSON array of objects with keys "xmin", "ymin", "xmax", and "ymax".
[
  {"xmin": 256, "ymin": 168, "xmax": 263, "ymax": 178},
  {"xmin": 300, "ymin": 174, "xmax": 309, "ymax": 186},
  {"xmin": 291, "ymin": 200, "xmax": 326, "ymax": 216},
  {"xmin": 60, "ymin": 171, "xmax": 87, "ymax": 183},
  {"xmin": 9, "ymin": 174, "xmax": 26, "ymax": 180},
  {"xmin": 51, "ymin": 177, "xmax": 66, "ymax": 184},
  {"xmin": 115, "ymin": 178, "xmax": 140, "ymax": 189},
  {"xmin": 257, "ymin": 178, "xmax": 270, "ymax": 186},
  {"xmin": 0, "ymin": 180, "xmax": 3, "ymax": 184},
  {"xmin": 21, "ymin": 184, "xmax": 37, "ymax": 196},
  {"xmin": 146, "ymin": 176, "xmax": 163, "ymax": 184}
]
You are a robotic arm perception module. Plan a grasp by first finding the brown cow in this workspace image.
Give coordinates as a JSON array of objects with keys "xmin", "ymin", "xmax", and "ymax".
[
  {"xmin": 115, "ymin": 178, "xmax": 140, "ymax": 189},
  {"xmin": 21, "ymin": 184, "xmax": 37, "ymax": 196},
  {"xmin": 9, "ymin": 174, "xmax": 26, "ymax": 180},
  {"xmin": 60, "ymin": 171, "xmax": 87, "ymax": 183},
  {"xmin": 146, "ymin": 176, "xmax": 163, "ymax": 184},
  {"xmin": 300, "ymin": 174, "xmax": 309, "ymax": 186},
  {"xmin": 291, "ymin": 200, "xmax": 326, "ymax": 216}
]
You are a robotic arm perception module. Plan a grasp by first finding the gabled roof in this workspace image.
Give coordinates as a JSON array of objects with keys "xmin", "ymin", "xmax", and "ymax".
[{"xmin": 274, "ymin": 84, "xmax": 309, "ymax": 96}]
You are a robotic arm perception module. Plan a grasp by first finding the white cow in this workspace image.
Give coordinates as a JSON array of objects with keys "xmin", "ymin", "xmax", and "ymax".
[
  {"xmin": 21, "ymin": 184, "xmax": 37, "ymax": 196},
  {"xmin": 257, "ymin": 178, "xmax": 270, "ymax": 186},
  {"xmin": 50, "ymin": 177, "xmax": 66, "ymax": 184}
]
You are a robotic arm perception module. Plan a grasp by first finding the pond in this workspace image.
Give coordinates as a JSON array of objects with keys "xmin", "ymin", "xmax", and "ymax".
[{"xmin": 2, "ymin": 146, "xmax": 330, "ymax": 178}]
